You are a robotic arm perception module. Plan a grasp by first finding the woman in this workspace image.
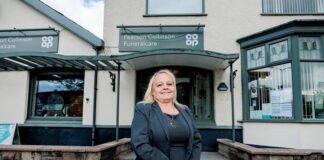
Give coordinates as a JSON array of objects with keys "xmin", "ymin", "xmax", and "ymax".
[{"xmin": 131, "ymin": 69, "xmax": 202, "ymax": 160}]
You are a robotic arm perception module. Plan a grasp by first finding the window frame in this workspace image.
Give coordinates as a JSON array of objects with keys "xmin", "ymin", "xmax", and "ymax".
[
  {"xmin": 144, "ymin": 0, "xmax": 207, "ymax": 17},
  {"xmin": 262, "ymin": 0, "xmax": 324, "ymax": 15},
  {"xmin": 27, "ymin": 68, "xmax": 85, "ymax": 122},
  {"xmin": 243, "ymin": 37, "xmax": 298, "ymax": 122}
]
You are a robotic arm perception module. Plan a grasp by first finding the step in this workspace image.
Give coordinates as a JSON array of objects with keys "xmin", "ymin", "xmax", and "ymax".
[{"xmin": 118, "ymin": 152, "xmax": 228, "ymax": 160}]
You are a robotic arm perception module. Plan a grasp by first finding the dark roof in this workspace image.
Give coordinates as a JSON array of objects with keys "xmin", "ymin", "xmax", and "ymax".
[
  {"xmin": 23, "ymin": 0, "xmax": 104, "ymax": 49},
  {"xmin": 237, "ymin": 19, "xmax": 324, "ymax": 48},
  {"xmin": 0, "ymin": 53, "xmax": 117, "ymax": 71}
]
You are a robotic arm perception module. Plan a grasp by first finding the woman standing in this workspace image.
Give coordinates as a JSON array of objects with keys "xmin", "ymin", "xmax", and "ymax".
[{"xmin": 131, "ymin": 69, "xmax": 202, "ymax": 160}]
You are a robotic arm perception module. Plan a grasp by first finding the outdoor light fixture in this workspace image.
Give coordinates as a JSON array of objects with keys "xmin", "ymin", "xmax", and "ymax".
[
  {"xmin": 217, "ymin": 82, "xmax": 228, "ymax": 91},
  {"xmin": 109, "ymin": 71, "xmax": 116, "ymax": 92}
]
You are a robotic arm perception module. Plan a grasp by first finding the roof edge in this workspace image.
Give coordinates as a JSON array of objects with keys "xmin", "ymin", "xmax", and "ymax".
[
  {"xmin": 23, "ymin": 0, "xmax": 104, "ymax": 49},
  {"xmin": 237, "ymin": 19, "xmax": 324, "ymax": 44}
]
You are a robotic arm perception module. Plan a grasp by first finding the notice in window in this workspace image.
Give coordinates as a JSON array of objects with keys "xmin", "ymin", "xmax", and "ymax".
[{"xmin": 250, "ymin": 110, "xmax": 262, "ymax": 119}]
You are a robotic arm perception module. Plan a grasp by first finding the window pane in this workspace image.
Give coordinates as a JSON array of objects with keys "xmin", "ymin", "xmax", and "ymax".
[
  {"xmin": 248, "ymin": 63, "xmax": 293, "ymax": 120},
  {"xmin": 34, "ymin": 73, "xmax": 84, "ymax": 118},
  {"xmin": 247, "ymin": 46, "xmax": 265, "ymax": 69},
  {"xmin": 262, "ymin": 0, "xmax": 324, "ymax": 14},
  {"xmin": 299, "ymin": 37, "xmax": 322, "ymax": 60},
  {"xmin": 301, "ymin": 62, "xmax": 324, "ymax": 119},
  {"xmin": 148, "ymin": 0, "xmax": 203, "ymax": 14},
  {"xmin": 270, "ymin": 40, "xmax": 288, "ymax": 62}
]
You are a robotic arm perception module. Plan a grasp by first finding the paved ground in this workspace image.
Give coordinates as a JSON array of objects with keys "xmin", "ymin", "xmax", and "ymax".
[{"xmin": 119, "ymin": 152, "xmax": 228, "ymax": 160}]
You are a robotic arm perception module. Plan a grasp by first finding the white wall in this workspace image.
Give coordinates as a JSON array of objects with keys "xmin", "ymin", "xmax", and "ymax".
[
  {"xmin": 244, "ymin": 123, "xmax": 324, "ymax": 149},
  {"xmin": 103, "ymin": 0, "xmax": 324, "ymax": 127},
  {"xmin": 0, "ymin": 0, "xmax": 98, "ymax": 124},
  {"xmin": 83, "ymin": 70, "xmax": 136, "ymax": 126},
  {"xmin": 0, "ymin": 72, "xmax": 29, "ymax": 124},
  {"xmin": 0, "ymin": 0, "xmax": 96, "ymax": 55}
]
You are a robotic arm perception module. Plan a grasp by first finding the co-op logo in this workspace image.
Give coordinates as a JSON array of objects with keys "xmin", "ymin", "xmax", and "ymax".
[
  {"xmin": 185, "ymin": 34, "xmax": 199, "ymax": 47},
  {"xmin": 41, "ymin": 36, "xmax": 54, "ymax": 48}
]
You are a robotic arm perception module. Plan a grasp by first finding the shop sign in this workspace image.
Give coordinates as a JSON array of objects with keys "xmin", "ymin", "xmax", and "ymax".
[
  {"xmin": 0, "ymin": 30, "xmax": 59, "ymax": 53},
  {"xmin": 119, "ymin": 26, "xmax": 204, "ymax": 52}
]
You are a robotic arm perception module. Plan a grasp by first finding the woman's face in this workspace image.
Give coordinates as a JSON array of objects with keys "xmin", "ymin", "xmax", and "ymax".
[{"xmin": 152, "ymin": 73, "xmax": 175, "ymax": 103}]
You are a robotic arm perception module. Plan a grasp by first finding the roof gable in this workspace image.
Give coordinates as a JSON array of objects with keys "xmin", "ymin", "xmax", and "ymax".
[{"xmin": 23, "ymin": 0, "xmax": 104, "ymax": 49}]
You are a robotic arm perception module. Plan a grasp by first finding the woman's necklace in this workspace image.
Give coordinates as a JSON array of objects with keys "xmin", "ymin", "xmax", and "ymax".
[{"xmin": 169, "ymin": 107, "xmax": 176, "ymax": 127}]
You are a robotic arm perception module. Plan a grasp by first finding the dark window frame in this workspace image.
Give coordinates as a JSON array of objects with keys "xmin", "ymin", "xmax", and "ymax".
[{"xmin": 27, "ymin": 68, "xmax": 84, "ymax": 121}]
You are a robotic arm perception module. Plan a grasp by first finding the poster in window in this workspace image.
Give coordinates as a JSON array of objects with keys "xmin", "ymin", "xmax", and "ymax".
[
  {"xmin": 270, "ymin": 40, "xmax": 288, "ymax": 62},
  {"xmin": 248, "ymin": 80, "xmax": 258, "ymax": 98},
  {"xmin": 0, "ymin": 124, "xmax": 16, "ymax": 145},
  {"xmin": 262, "ymin": 103, "xmax": 272, "ymax": 119},
  {"xmin": 247, "ymin": 46, "xmax": 265, "ymax": 69},
  {"xmin": 250, "ymin": 110, "xmax": 262, "ymax": 119}
]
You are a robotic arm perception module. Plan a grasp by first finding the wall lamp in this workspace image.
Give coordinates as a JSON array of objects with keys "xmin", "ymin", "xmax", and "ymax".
[
  {"xmin": 217, "ymin": 82, "xmax": 228, "ymax": 91},
  {"xmin": 109, "ymin": 71, "xmax": 116, "ymax": 92}
]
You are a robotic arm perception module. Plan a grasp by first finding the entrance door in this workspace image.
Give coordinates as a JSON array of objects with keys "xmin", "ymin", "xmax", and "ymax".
[{"xmin": 136, "ymin": 66, "xmax": 214, "ymax": 125}]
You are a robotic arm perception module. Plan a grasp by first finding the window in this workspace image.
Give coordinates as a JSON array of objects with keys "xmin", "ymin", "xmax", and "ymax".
[
  {"xmin": 248, "ymin": 63, "xmax": 293, "ymax": 120},
  {"xmin": 262, "ymin": 0, "xmax": 324, "ymax": 14},
  {"xmin": 270, "ymin": 40, "xmax": 288, "ymax": 62},
  {"xmin": 299, "ymin": 37, "xmax": 322, "ymax": 60},
  {"xmin": 247, "ymin": 46, "xmax": 266, "ymax": 69},
  {"xmin": 301, "ymin": 63, "xmax": 324, "ymax": 119},
  {"xmin": 147, "ymin": 0, "xmax": 204, "ymax": 15},
  {"xmin": 29, "ymin": 70, "xmax": 84, "ymax": 118}
]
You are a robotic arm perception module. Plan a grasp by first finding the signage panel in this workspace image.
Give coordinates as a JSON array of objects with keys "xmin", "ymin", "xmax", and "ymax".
[
  {"xmin": 119, "ymin": 26, "xmax": 204, "ymax": 52},
  {"xmin": 0, "ymin": 124, "xmax": 16, "ymax": 145},
  {"xmin": 0, "ymin": 30, "xmax": 59, "ymax": 53}
]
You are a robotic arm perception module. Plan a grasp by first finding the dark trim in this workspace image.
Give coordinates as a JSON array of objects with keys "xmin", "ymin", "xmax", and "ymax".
[
  {"xmin": 112, "ymin": 48, "xmax": 238, "ymax": 61},
  {"xmin": 237, "ymin": 19, "xmax": 324, "ymax": 48},
  {"xmin": 291, "ymin": 35, "xmax": 303, "ymax": 121},
  {"xmin": 242, "ymin": 120, "xmax": 324, "ymax": 123},
  {"xmin": 117, "ymin": 24, "xmax": 205, "ymax": 28},
  {"xmin": 143, "ymin": 14, "xmax": 207, "ymax": 17}
]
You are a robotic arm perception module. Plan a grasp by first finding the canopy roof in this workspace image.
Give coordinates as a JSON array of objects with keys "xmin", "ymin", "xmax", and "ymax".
[
  {"xmin": 113, "ymin": 49, "xmax": 239, "ymax": 70},
  {"xmin": 0, "ymin": 49, "xmax": 239, "ymax": 71},
  {"xmin": 0, "ymin": 52, "xmax": 116, "ymax": 71}
]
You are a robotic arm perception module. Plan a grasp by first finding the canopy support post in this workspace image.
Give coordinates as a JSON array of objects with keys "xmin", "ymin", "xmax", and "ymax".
[
  {"xmin": 229, "ymin": 60, "xmax": 236, "ymax": 142},
  {"xmin": 115, "ymin": 61, "xmax": 121, "ymax": 141}
]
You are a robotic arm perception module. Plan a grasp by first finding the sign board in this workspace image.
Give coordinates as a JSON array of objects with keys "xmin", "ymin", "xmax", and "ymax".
[
  {"xmin": 119, "ymin": 26, "xmax": 204, "ymax": 52},
  {"xmin": 0, "ymin": 29, "xmax": 59, "ymax": 53},
  {"xmin": 0, "ymin": 124, "xmax": 16, "ymax": 145}
]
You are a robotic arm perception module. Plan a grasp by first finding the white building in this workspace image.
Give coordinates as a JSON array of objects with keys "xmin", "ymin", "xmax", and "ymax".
[{"xmin": 1, "ymin": 0, "xmax": 324, "ymax": 150}]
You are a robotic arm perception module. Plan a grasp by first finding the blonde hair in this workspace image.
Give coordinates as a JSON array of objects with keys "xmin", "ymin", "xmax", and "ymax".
[{"xmin": 143, "ymin": 69, "xmax": 182, "ymax": 107}]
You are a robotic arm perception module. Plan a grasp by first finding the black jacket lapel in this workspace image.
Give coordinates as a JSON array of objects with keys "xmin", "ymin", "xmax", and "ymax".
[{"xmin": 152, "ymin": 102, "xmax": 170, "ymax": 141}]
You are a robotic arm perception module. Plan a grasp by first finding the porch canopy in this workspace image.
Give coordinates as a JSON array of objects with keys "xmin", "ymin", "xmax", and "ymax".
[
  {"xmin": 113, "ymin": 48, "xmax": 239, "ymax": 70},
  {"xmin": 0, "ymin": 52, "xmax": 117, "ymax": 71}
]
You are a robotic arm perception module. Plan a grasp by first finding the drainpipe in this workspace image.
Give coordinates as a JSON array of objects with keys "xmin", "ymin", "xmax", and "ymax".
[
  {"xmin": 91, "ymin": 48, "xmax": 99, "ymax": 146},
  {"xmin": 229, "ymin": 60, "xmax": 236, "ymax": 142}
]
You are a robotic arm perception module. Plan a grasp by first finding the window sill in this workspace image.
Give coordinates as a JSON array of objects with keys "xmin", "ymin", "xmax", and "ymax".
[
  {"xmin": 143, "ymin": 13, "xmax": 207, "ymax": 17},
  {"xmin": 242, "ymin": 119, "xmax": 324, "ymax": 123},
  {"xmin": 23, "ymin": 117, "xmax": 82, "ymax": 127}
]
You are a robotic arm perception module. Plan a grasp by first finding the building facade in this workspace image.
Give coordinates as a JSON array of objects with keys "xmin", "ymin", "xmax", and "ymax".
[{"xmin": 1, "ymin": 0, "xmax": 324, "ymax": 150}]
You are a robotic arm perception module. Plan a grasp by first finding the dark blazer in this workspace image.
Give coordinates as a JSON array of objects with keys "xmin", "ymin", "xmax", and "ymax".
[{"xmin": 131, "ymin": 102, "xmax": 202, "ymax": 160}]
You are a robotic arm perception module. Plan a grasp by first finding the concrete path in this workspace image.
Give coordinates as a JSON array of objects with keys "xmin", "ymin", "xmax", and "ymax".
[{"xmin": 119, "ymin": 152, "xmax": 228, "ymax": 160}]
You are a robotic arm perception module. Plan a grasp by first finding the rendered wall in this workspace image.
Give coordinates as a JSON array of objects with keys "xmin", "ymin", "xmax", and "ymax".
[
  {"xmin": 103, "ymin": 0, "xmax": 324, "ymax": 126},
  {"xmin": 0, "ymin": 72, "xmax": 29, "ymax": 123},
  {"xmin": 243, "ymin": 123, "xmax": 324, "ymax": 149},
  {"xmin": 0, "ymin": 0, "xmax": 96, "ymax": 55},
  {"xmin": 0, "ymin": 0, "xmax": 98, "ymax": 125}
]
